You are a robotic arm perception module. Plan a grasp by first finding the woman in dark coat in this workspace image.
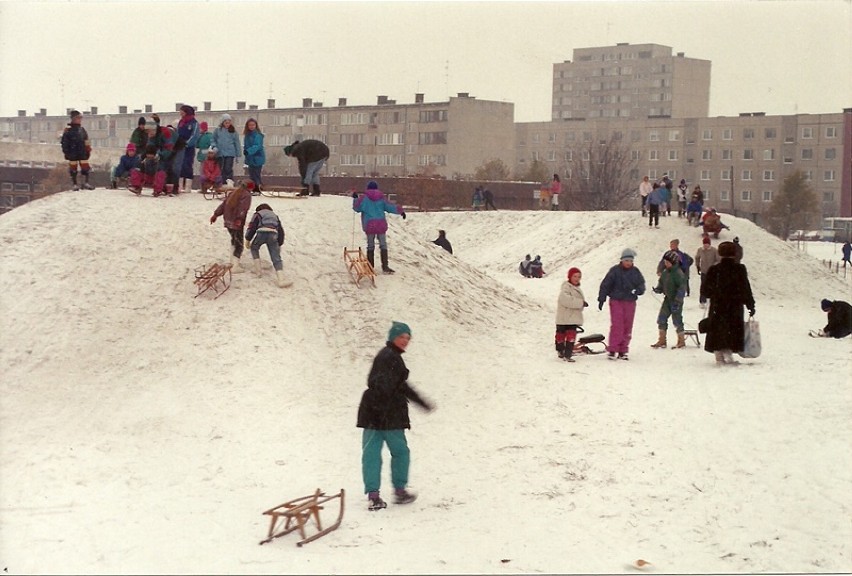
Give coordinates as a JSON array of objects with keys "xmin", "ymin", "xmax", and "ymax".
[
  {"xmin": 701, "ymin": 241, "xmax": 755, "ymax": 364},
  {"xmin": 357, "ymin": 322, "xmax": 432, "ymax": 510}
]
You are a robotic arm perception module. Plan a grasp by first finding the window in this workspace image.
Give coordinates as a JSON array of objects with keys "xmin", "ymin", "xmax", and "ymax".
[
  {"xmin": 532, "ymin": 133, "xmax": 540, "ymax": 144},
  {"xmin": 743, "ymin": 128, "xmax": 755, "ymax": 140},
  {"xmin": 803, "ymin": 170, "xmax": 813, "ymax": 181},
  {"xmin": 801, "ymin": 148, "xmax": 813, "ymax": 160},
  {"xmin": 649, "ymin": 130, "xmax": 659, "ymax": 142},
  {"xmin": 740, "ymin": 190, "xmax": 752, "ymax": 202},
  {"xmin": 743, "ymin": 149, "xmax": 754, "ymax": 160},
  {"xmin": 719, "ymin": 190, "xmax": 729, "ymax": 201},
  {"xmin": 825, "ymin": 148, "xmax": 836, "ymax": 160},
  {"xmin": 631, "ymin": 150, "xmax": 641, "ymax": 161},
  {"xmin": 741, "ymin": 170, "xmax": 752, "ymax": 181},
  {"xmin": 722, "ymin": 129, "xmax": 732, "ymax": 140},
  {"xmin": 783, "ymin": 156, "xmax": 793, "ymax": 164},
  {"xmin": 565, "ymin": 131, "xmax": 576, "ymax": 142},
  {"xmin": 648, "ymin": 169, "xmax": 658, "ymax": 179},
  {"xmin": 763, "ymin": 170, "xmax": 774, "ymax": 181},
  {"xmin": 721, "ymin": 169, "xmax": 731, "ymax": 181},
  {"xmin": 340, "ymin": 133, "xmax": 366, "ymax": 145},
  {"xmin": 700, "ymin": 170, "xmax": 711, "ymax": 180},
  {"xmin": 630, "ymin": 130, "xmax": 641, "ymax": 142},
  {"xmin": 548, "ymin": 133, "xmax": 556, "ymax": 143},
  {"xmin": 824, "ymin": 170, "xmax": 836, "ymax": 181},
  {"xmin": 702, "ymin": 129, "xmax": 712, "ymax": 140},
  {"xmin": 763, "ymin": 149, "xmax": 775, "ymax": 161},
  {"xmin": 668, "ymin": 130, "xmax": 680, "ymax": 142},
  {"xmin": 547, "ymin": 151, "xmax": 556, "ymax": 161},
  {"xmin": 826, "ymin": 126, "xmax": 837, "ymax": 138},
  {"xmin": 764, "ymin": 127, "xmax": 776, "ymax": 139},
  {"xmin": 581, "ymin": 150, "xmax": 590, "ymax": 161},
  {"xmin": 722, "ymin": 149, "xmax": 732, "ymax": 160},
  {"xmin": 417, "ymin": 131, "xmax": 447, "ymax": 145},
  {"xmin": 531, "ymin": 151, "xmax": 540, "ymax": 161},
  {"xmin": 668, "ymin": 150, "xmax": 678, "ymax": 161},
  {"xmin": 376, "ymin": 133, "xmax": 404, "ymax": 145},
  {"xmin": 802, "ymin": 127, "xmax": 813, "ymax": 139},
  {"xmin": 649, "ymin": 149, "xmax": 659, "ymax": 161},
  {"xmin": 762, "ymin": 190, "xmax": 773, "ymax": 202},
  {"xmin": 702, "ymin": 149, "xmax": 712, "ymax": 161},
  {"xmin": 823, "ymin": 191, "xmax": 835, "ymax": 202},
  {"xmin": 341, "ymin": 112, "xmax": 367, "ymax": 125},
  {"xmin": 564, "ymin": 150, "xmax": 573, "ymax": 161},
  {"xmin": 583, "ymin": 131, "xmax": 592, "ymax": 142},
  {"xmin": 419, "ymin": 109, "xmax": 447, "ymax": 123}
]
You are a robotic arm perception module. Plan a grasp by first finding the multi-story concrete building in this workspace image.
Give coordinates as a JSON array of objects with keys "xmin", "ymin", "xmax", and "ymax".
[
  {"xmin": 0, "ymin": 93, "xmax": 515, "ymax": 181},
  {"xmin": 516, "ymin": 109, "xmax": 851, "ymax": 221},
  {"xmin": 552, "ymin": 43, "xmax": 711, "ymax": 121}
]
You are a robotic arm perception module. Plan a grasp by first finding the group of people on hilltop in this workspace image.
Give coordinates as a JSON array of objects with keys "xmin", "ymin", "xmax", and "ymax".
[
  {"xmin": 639, "ymin": 174, "xmax": 732, "ymax": 238},
  {"xmin": 472, "ymin": 185, "xmax": 497, "ymax": 211}
]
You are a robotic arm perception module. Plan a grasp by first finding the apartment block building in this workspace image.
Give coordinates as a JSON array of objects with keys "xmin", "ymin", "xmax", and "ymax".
[
  {"xmin": 516, "ymin": 109, "xmax": 851, "ymax": 221},
  {"xmin": 552, "ymin": 43, "xmax": 711, "ymax": 121},
  {"xmin": 0, "ymin": 93, "xmax": 515, "ymax": 180}
]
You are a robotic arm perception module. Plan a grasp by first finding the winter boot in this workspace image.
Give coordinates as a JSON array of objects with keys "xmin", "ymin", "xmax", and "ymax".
[
  {"xmin": 380, "ymin": 249, "xmax": 395, "ymax": 274},
  {"xmin": 111, "ymin": 179, "xmax": 118, "ymax": 189},
  {"xmin": 276, "ymin": 270, "xmax": 293, "ymax": 288},
  {"xmin": 651, "ymin": 329, "xmax": 667, "ymax": 348},
  {"xmin": 252, "ymin": 258, "xmax": 262, "ymax": 276},
  {"xmin": 714, "ymin": 351, "xmax": 726, "ymax": 365},
  {"xmin": 82, "ymin": 174, "xmax": 94, "ymax": 190},
  {"xmin": 230, "ymin": 254, "xmax": 244, "ymax": 274},
  {"xmin": 394, "ymin": 488, "xmax": 417, "ymax": 505},
  {"xmin": 672, "ymin": 332, "xmax": 686, "ymax": 349},
  {"xmin": 556, "ymin": 341, "xmax": 565, "ymax": 359},
  {"xmin": 310, "ymin": 184, "xmax": 321, "ymax": 197},
  {"xmin": 298, "ymin": 185, "xmax": 310, "ymax": 196},
  {"xmin": 722, "ymin": 350, "xmax": 739, "ymax": 365},
  {"xmin": 367, "ymin": 491, "xmax": 387, "ymax": 511},
  {"xmin": 366, "ymin": 249, "xmax": 375, "ymax": 270},
  {"xmin": 563, "ymin": 342, "xmax": 576, "ymax": 362}
]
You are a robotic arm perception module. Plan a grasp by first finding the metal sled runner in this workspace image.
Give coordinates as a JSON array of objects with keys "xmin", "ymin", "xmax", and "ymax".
[
  {"xmin": 260, "ymin": 185, "xmax": 308, "ymax": 199},
  {"xmin": 343, "ymin": 247, "xmax": 376, "ymax": 287},
  {"xmin": 259, "ymin": 488, "xmax": 345, "ymax": 547}
]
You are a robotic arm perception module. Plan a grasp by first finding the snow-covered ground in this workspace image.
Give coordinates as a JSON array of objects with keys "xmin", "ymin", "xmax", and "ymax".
[{"xmin": 0, "ymin": 190, "xmax": 850, "ymax": 575}]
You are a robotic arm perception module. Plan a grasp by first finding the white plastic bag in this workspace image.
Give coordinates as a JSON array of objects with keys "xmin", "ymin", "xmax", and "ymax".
[{"xmin": 740, "ymin": 318, "xmax": 762, "ymax": 358}]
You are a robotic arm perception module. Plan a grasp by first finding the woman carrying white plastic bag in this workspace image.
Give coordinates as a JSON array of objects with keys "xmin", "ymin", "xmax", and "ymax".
[{"xmin": 740, "ymin": 317, "xmax": 761, "ymax": 358}]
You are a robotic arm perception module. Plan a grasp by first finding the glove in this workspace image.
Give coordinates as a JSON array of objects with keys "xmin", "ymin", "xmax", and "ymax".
[
  {"xmin": 652, "ymin": 286, "xmax": 662, "ymax": 294},
  {"xmin": 597, "ymin": 300, "xmax": 604, "ymax": 311},
  {"xmin": 748, "ymin": 307, "xmax": 755, "ymax": 317},
  {"xmin": 244, "ymin": 239, "xmax": 251, "ymax": 249},
  {"xmin": 152, "ymin": 114, "xmax": 160, "ymax": 123},
  {"xmin": 242, "ymin": 164, "xmax": 249, "ymax": 169},
  {"xmin": 352, "ymin": 192, "xmax": 358, "ymax": 199},
  {"xmin": 209, "ymin": 215, "xmax": 216, "ymax": 224},
  {"xmin": 583, "ymin": 301, "xmax": 589, "ymax": 308}
]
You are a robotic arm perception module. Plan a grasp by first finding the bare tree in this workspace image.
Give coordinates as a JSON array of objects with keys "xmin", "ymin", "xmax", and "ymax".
[
  {"xmin": 765, "ymin": 170, "xmax": 819, "ymax": 240},
  {"xmin": 516, "ymin": 158, "xmax": 549, "ymax": 184},
  {"xmin": 565, "ymin": 134, "xmax": 638, "ymax": 211}
]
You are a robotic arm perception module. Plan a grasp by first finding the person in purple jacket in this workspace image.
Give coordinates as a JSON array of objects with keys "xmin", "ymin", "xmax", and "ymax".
[{"xmin": 352, "ymin": 181, "xmax": 406, "ymax": 274}]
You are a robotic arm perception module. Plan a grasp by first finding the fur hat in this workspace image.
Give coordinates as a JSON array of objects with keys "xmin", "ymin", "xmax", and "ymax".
[
  {"xmin": 718, "ymin": 241, "xmax": 736, "ymax": 258},
  {"xmin": 821, "ymin": 299, "xmax": 832, "ymax": 311},
  {"xmin": 367, "ymin": 181, "xmax": 379, "ymax": 190},
  {"xmin": 620, "ymin": 248, "xmax": 636, "ymax": 261},
  {"xmin": 387, "ymin": 321, "xmax": 411, "ymax": 343},
  {"xmin": 567, "ymin": 267, "xmax": 581, "ymax": 280}
]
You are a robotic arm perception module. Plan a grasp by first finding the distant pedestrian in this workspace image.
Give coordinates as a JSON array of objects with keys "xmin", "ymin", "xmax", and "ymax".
[
  {"xmin": 598, "ymin": 248, "xmax": 646, "ymax": 360},
  {"xmin": 842, "ymin": 241, "xmax": 851, "ymax": 267},
  {"xmin": 483, "ymin": 187, "xmax": 497, "ymax": 210},
  {"xmin": 129, "ymin": 116, "xmax": 149, "ymax": 158},
  {"xmin": 177, "ymin": 105, "xmax": 199, "ymax": 192},
  {"xmin": 814, "ymin": 299, "xmax": 852, "ymax": 339},
  {"xmin": 529, "ymin": 255, "xmax": 545, "ymax": 278},
  {"xmin": 432, "ymin": 229, "xmax": 453, "ymax": 254},
  {"xmin": 60, "ymin": 110, "xmax": 93, "ymax": 190},
  {"xmin": 472, "ymin": 186, "xmax": 484, "ymax": 211},
  {"xmin": 647, "ymin": 183, "xmax": 663, "ymax": 228},
  {"xmin": 550, "ymin": 174, "xmax": 561, "ymax": 211},
  {"xmin": 357, "ymin": 321, "xmax": 433, "ymax": 511},
  {"xmin": 677, "ymin": 179, "xmax": 688, "ymax": 217},
  {"xmin": 519, "ymin": 254, "xmax": 532, "ymax": 277},
  {"xmin": 284, "ymin": 139, "xmax": 329, "ymax": 196},
  {"xmin": 639, "ymin": 175, "xmax": 652, "ymax": 217},
  {"xmin": 694, "ymin": 236, "xmax": 720, "ymax": 309}
]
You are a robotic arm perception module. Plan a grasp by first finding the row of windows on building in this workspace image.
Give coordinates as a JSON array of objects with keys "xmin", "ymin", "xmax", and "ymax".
[
  {"xmin": 530, "ymin": 147, "xmax": 837, "ymax": 163},
  {"xmin": 528, "ymin": 125, "xmax": 839, "ymax": 145}
]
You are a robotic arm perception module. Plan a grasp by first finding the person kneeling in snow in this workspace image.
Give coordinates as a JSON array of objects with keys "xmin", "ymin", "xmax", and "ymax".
[
  {"xmin": 245, "ymin": 203, "xmax": 291, "ymax": 288},
  {"xmin": 814, "ymin": 299, "xmax": 852, "ymax": 338}
]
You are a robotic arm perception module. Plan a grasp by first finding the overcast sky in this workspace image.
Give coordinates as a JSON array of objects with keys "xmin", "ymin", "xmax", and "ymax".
[{"xmin": 0, "ymin": 0, "xmax": 849, "ymax": 123}]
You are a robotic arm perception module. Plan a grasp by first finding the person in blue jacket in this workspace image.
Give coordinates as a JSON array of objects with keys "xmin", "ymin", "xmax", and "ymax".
[
  {"xmin": 211, "ymin": 113, "xmax": 241, "ymax": 182},
  {"xmin": 353, "ymin": 181, "xmax": 406, "ymax": 274},
  {"xmin": 242, "ymin": 118, "xmax": 265, "ymax": 193},
  {"xmin": 111, "ymin": 143, "xmax": 141, "ymax": 188}
]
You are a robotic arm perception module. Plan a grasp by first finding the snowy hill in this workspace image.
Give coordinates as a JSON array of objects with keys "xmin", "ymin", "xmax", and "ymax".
[{"xmin": 0, "ymin": 189, "xmax": 850, "ymax": 574}]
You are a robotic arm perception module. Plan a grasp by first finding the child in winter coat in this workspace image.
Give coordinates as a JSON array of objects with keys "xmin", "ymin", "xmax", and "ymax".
[
  {"xmin": 195, "ymin": 122, "xmax": 212, "ymax": 163},
  {"xmin": 212, "ymin": 114, "xmax": 241, "ymax": 182},
  {"xmin": 210, "ymin": 181, "xmax": 252, "ymax": 271},
  {"xmin": 128, "ymin": 145, "xmax": 158, "ymax": 195},
  {"xmin": 598, "ymin": 249, "xmax": 646, "ymax": 360},
  {"xmin": 677, "ymin": 179, "xmax": 688, "ymax": 217},
  {"xmin": 129, "ymin": 116, "xmax": 149, "ymax": 157},
  {"xmin": 529, "ymin": 255, "xmax": 545, "ymax": 278},
  {"xmin": 60, "ymin": 110, "xmax": 93, "ymax": 190},
  {"xmin": 198, "ymin": 147, "xmax": 222, "ymax": 193},
  {"xmin": 245, "ymin": 203, "xmax": 291, "ymax": 288},
  {"xmin": 243, "ymin": 118, "xmax": 266, "ymax": 192},
  {"xmin": 177, "ymin": 105, "xmax": 199, "ymax": 192},
  {"xmin": 111, "ymin": 143, "xmax": 141, "ymax": 188},
  {"xmin": 352, "ymin": 181, "xmax": 406, "ymax": 274},
  {"xmin": 519, "ymin": 254, "xmax": 532, "ymax": 277},
  {"xmin": 686, "ymin": 196, "xmax": 703, "ymax": 227},
  {"xmin": 651, "ymin": 251, "xmax": 688, "ymax": 349},
  {"xmin": 555, "ymin": 267, "xmax": 587, "ymax": 362}
]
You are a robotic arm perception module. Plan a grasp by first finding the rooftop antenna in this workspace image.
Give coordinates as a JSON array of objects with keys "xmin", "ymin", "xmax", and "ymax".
[{"xmin": 445, "ymin": 60, "xmax": 449, "ymax": 98}]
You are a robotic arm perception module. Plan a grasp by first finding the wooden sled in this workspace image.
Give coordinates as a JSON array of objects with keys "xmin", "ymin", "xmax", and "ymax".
[
  {"xmin": 261, "ymin": 185, "xmax": 308, "ymax": 199},
  {"xmin": 259, "ymin": 488, "xmax": 345, "ymax": 547},
  {"xmin": 202, "ymin": 185, "xmax": 226, "ymax": 201},
  {"xmin": 344, "ymin": 247, "xmax": 376, "ymax": 287},
  {"xmin": 683, "ymin": 328, "xmax": 701, "ymax": 346},
  {"xmin": 194, "ymin": 263, "xmax": 233, "ymax": 299}
]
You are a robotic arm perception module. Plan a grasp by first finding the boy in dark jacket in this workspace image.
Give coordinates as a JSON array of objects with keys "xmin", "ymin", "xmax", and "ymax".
[
  {"xmin": 357, "ymin": 322, "xmax": 433, "ymax": 510},
  {"xmin": 816, "ymin": 299, "xmax": 852, "ymax": 339},
  {"xmin": 245, "ymin": 203, "xmax": 291, "ymax": 288},
  {"xmin": 111, "ymin": 143, "xmax": 141, "ymax": 189},
  {"xmin": 60, "ymin": 110, "xmax": 93, "ymax": 190},
  {"xmin": 283, "ymin": 139, "xmax": 330, "ymax": 196}
]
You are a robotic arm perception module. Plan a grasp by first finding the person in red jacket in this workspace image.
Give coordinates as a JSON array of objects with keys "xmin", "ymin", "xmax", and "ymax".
[{"xmin": 210, "ymin": 181, "xmax": 252, "ymax": 271}]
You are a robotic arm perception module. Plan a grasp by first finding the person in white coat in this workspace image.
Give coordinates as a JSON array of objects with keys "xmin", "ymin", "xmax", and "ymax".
[{"xmin": 555, "ymin": 267, "xmax": 588, "ymax": 362}]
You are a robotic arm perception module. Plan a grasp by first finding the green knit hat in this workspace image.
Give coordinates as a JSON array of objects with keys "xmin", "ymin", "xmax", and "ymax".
[{"xmin": 387, "ymin": 321, "xmax": 411, "ymax": 342}]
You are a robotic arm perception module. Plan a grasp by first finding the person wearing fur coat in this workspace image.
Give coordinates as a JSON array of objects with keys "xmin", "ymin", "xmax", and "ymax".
[{"xmin": 555, "ymin": 267, "xmax": 587, "ymax": 362}]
